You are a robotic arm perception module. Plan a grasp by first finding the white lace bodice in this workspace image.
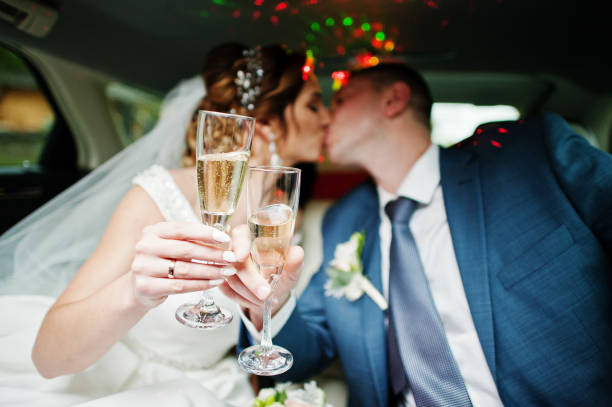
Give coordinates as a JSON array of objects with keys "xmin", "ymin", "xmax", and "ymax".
[
  {"xmin": 132, "ymin": 164, "xmax": 199, "ymax": 223},
  {"xmin": 125, "ymin": 165, "xmax": 240, "ymax": 370}
]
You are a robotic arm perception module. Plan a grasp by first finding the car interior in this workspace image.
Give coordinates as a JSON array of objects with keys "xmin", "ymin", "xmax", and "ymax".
[{"xmin": 0, "ymin": 0, "xmax": 610, "ymax": 403}]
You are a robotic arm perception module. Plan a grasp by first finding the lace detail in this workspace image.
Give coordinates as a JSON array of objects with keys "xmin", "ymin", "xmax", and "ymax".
[{"xmin": 133, "ymin": 165, "xmax": 199, "ymax": 223}]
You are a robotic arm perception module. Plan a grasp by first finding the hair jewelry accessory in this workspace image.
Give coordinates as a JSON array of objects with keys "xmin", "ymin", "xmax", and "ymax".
[{"xmin": 235, "ymin": 47, "xmax": 264, "ymax": 111}]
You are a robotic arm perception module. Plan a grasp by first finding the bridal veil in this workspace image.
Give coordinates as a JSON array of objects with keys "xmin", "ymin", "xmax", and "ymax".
[{"xmin": 0, "ymin": 76, "xmax": 206, "ymax": 296}]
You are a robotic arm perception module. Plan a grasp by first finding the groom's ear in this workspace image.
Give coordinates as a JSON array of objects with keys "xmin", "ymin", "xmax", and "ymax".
[{"xmin": 383, "ymin": 81, "xmax": 411, "ymax": 118}]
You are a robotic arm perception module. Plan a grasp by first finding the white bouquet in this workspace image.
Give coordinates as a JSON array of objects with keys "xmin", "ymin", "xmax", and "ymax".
[{"xmin": 254, "ymin": 381, "xmax": 332, "ymax": 407}]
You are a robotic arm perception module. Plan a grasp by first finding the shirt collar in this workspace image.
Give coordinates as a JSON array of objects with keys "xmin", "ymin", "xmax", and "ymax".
[{"xmin": 377, "ymin": 143, "xmax": 440, "ymax": 208}]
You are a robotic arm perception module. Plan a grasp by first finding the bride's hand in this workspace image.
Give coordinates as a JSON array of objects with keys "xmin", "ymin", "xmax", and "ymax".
[
  {"xmin": 129, "ymin": 221, "xmax": 246, "ymax": 308},
  {"xmin": 219, "ymin": 225, "xmax": 304, "ymax": 326}
]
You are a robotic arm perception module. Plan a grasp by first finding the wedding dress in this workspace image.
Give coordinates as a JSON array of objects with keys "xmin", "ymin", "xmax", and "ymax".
[
  {"xmin": 0, "ymin": 164, "xmax": 253, "ymax": 407},
  {"xmin": 0, "ymin": 76, "xmax": 253, "ymax": 407}
]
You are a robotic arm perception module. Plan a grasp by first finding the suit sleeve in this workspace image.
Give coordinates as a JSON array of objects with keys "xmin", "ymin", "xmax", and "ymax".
[{"xmin": 542, "ymin": 112, "xmax": 612, "ymax": 253}]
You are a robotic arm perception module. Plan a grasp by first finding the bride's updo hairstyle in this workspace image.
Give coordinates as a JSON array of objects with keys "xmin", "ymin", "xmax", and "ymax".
[{"xmin": 183, "ymin": 43, "xmax": 307, "ymax": 166}]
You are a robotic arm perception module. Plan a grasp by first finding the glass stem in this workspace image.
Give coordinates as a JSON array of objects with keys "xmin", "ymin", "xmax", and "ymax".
[
  {"xmin": 197, "ymin": 290, "xmax": 219, "ymax": 314},
  {"xmin": 260, "ymin": 266, "xmax": 283, "ymax": 353}
]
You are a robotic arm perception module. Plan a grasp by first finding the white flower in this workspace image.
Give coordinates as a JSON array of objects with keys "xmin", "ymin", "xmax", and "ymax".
[
  {"xmin": 329, "ymin": 235, "xmax": 360, "ymax": 271},
  {"xmin": 257, "ymin": 388, "xmax": 277, "ymax": 400},
  {"xmin": 343, "ymin": 277, "xmax": 364, "ymax": 301},
  {"xmin": 325, "ymin": 231, "xmax": 388, "ymax": 311},
  {"xmin": 254, "ymin": 381, "xmax": 329, "ymax": 407},
  {"xmin": 286, "ymin": 381, "xmax": 326, "ymax": 406}
]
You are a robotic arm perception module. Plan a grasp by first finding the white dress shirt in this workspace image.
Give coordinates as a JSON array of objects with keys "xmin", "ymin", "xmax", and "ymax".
[{"xmin": 242, "ymin": 144, "xmax": 503, "ymax": 407}]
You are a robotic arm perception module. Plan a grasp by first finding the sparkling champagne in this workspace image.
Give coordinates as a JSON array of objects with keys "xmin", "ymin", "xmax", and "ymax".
[
  {"xmin": 197, "ymin": 151, "xmax": 249, "ymax": 229},
  {"xmin": 248, "ymin": 203, "xmax": 294, "ymax": 279}
]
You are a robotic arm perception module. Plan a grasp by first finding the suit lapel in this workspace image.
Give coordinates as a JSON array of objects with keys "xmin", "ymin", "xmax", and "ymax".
[
  {"xmin": 440, "ymin": 147, "xmax": 497, "ymax": 382},
  {"xmin": 358, "ymin": 189, "xmax": 387, "ymax": 407}
]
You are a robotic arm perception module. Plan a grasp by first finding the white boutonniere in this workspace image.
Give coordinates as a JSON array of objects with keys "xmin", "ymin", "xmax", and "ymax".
[{"xmin": 324, "ymin": 231, "xmax": 388, "ymax": 311}]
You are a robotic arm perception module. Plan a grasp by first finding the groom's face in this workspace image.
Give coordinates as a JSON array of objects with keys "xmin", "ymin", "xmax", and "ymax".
[{"xmin": 326, "ymin": 76, "xmax": 382, "ymax": 166}]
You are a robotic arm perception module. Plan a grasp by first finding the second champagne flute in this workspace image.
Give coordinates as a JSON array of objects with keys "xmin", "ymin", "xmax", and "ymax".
[
  {"xmin": 238, "ymin": 165, "xmax": 301, "ymax": 375},
  {"xmin": 175, "ymin": 110, "xmax": 254, "ymax": 329}
]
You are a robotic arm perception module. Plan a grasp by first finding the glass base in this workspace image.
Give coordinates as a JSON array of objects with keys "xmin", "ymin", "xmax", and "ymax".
[
  {"xmin": 175, "ymin": 302, "xmax": 233, "ymax": 329},
  {"xmin": 238, "ymin": 344, "xmax": 293, "ymax": 376}
]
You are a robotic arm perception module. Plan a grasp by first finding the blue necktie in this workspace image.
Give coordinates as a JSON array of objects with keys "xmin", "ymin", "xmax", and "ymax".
[{"xmin": 386, "ymin": 197, "xmax": 472, "ymax": 407}]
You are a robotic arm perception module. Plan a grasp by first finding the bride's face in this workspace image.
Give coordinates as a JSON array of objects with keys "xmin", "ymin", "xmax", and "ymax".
[{"xmin": 279, "ymin": 76, "xmax": 330, "ymax": 165}]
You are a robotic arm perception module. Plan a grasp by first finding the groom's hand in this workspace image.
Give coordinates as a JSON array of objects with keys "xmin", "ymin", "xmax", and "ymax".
[{"xmin": 220, "ymin": 224, "xmax": 304, "ymax": 329}]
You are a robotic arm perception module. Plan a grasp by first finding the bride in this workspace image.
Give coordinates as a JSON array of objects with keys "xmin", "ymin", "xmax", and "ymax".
[{"xmin": 0, "ymin": 43, "xmax": 329, "ymax": 406}]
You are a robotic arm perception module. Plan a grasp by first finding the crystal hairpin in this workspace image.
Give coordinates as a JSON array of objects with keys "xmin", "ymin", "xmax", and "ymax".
[{"xmin": 235, "ymin": 47, "xmax": 264, "ymax": 111}]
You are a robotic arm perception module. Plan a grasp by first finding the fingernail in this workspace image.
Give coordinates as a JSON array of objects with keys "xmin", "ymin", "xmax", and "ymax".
[
  {"xmin": 221, "ymin": 267, "xmax": 236, "ymax": 276},
  {"xmin": 256, "ymin": 285, "xmax": 271, "ymax": 300},
  {"xmin": 213, "ymin": 229, "xmax": 231, "ymax": 243},
  {"xmin": 223, "ymin": 251, "xmax": 237, "ymax": 262},
  {"xmin": 209, "ymin": 279, "xmax": 224, "ymax": 286}
]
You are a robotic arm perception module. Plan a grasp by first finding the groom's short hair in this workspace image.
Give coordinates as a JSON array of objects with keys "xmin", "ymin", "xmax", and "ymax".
[{"xmin": 350, "ymin": 62, "xmax": 433, "ymax": 129}]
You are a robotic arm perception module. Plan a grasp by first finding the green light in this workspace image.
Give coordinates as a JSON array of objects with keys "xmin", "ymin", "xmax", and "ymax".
[
  {"xmin": 375, "ymin": 31, "xmax": 385, "ymax": 41},
  {"xmin": 361, "ymin": 22, "xmax": 370, "ymax": 31},
  {"xmin": 306, "ymin": 49, "xmax": 314, "ymax": 59},
  {"xmin": 325, "ymin": 17, "xmax": 335, "ymax": 26},
  {"xmin": 306, "ymin": 33, "xmax": 316, "ymax": 42},
  {"xmin": 311, "ymin": 22, "xmax": 320, "ymax": 32},
  {"xmin": 199, "ymin": 10, "xmax": 209, "ymax": 17},
  {"xmin": 342, "ymin": 17, "xmax": 353, "ymax": 26}
]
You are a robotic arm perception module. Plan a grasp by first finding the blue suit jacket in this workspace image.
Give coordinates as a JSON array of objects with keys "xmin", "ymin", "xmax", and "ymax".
[{"xmin": 240, "ymin": 112, "xmax": 612, "ymax": 406}]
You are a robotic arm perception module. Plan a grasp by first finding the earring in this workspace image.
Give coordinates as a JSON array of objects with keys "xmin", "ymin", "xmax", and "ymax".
[{"xmin": 268, "ymin": 132, "xmax": 283, "ymax": 166}]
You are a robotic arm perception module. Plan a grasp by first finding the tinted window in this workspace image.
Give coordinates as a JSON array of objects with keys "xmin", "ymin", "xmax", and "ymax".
[
  {"xmin": 0, "ymin": 46, "xmax": 55, "ymax": 167},
  {"xmin": 105, "ymin": 82, "xmax": 161, "ymax": 146}
]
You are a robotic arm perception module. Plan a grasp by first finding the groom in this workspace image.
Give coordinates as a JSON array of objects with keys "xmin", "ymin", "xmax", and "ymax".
[{"xmin": 233, "ymin": 62, "xmax": 612, "ymax": 406}]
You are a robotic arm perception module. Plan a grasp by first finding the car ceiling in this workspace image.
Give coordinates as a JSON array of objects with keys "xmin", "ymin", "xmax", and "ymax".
[{"xmin": 0, "ymin": 0, "xmax": 610, "ymax": 97}]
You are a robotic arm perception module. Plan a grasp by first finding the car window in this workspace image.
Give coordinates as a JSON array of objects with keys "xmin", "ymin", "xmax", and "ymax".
[
  {"xmin": 431, "ymin": 103, "xmax": 519, "ymax": 147},
  {"xmin": 105, "ymin": 82, "xmax": 161, "ymax": 146},
  {"xmin": 0, "ymin": 46, "xmax": 55, "ymax": 167}
]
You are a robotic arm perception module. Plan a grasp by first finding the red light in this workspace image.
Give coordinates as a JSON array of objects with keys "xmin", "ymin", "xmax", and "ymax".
[
  {"xmin": 332, "ymin": 71, "xmax": 347, "ymax": 80},
  {"xmin": 291, "ymin": 7, "xmax": 299, "ymax": 14},
  {"xmin": 473, "ymin": 140, "xmax": 479, "ymax": 146},
  {"xmin": 371, "ymin": 38, "xmax": 383, "ymax": 48},
  {"xmin": 426, "ymin": 0, "xmax": 439, "ymax": 9},
  {"xmin": 441, "ymin": 19, "xmax": 449, "ymax": 28},
  {"xmin": 254, "ymin": 0, "xmax": 264, "ymax": 5},
  {"xmin": 490, "ymin": 140, "xmax": 502, "ymax": 148},
  {"xmin": 275, "ymin": 2, "xmax": 288, "ymax": 11},
  {"xmin": 318, "ymin": 155, "xmax": 325, "ymax": 163},
  {"xmin": 372, "ymin": 22, "xmax": 383, "ymax": 31},
  {"xmin": 336, "ymin": 45, "xmax": 346, "ymax": 55},
  {"xmin": 252, "ymin": 10, "xmax": 261, "ymax": 19},
  {"xmin": 353, "ymin": 28, "xmax": 364, "ymax": 38},
  {"xmin": 270, "ymin": 15, "xmax": 279, "ymax": 25},
  {"xmin": 498, "ymin": 127, "xmax": 508, "ymax": 133},
  {"xmin": 476, "ymin": 128, "xmax": 483, "ymax": 134},
  {"xmin": 232, "ymin": 9, "xmax": 240, "ymax": 18}
]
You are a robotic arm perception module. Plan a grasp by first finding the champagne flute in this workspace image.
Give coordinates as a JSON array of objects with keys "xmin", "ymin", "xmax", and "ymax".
[
  {"xmin": 175, "ymin": 110, "xmax": 254, "ymax": 329},
  {"xmin": 238, "ymin": 165, "xmax": 301, "ymax": 375}
]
